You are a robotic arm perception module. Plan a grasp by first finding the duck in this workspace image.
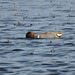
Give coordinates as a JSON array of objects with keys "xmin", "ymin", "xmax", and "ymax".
[{"xmin": 26, "ymin": 31, "xmax": 63, "ymax": 39}]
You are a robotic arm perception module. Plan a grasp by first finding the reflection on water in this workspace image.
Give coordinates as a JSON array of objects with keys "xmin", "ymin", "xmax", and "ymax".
[{"xmin": 0, "ymin": 0, "xmax": 75, "ymax": 75}]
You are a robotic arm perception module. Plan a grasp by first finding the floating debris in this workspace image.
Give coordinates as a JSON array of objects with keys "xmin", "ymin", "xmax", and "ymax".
[
  {"xmin": 7, "ymin": 40, "xmax": 10, "ymax": 43},
  {"xmin": 13, "ymin": 3, "xmax": 17, "ymax": 11},
  {"xmin": 50, "ymin": 41, "xmax": 52, "ymax": 43},
  {"xmin": 30, "ymin": 24, "xmax": 33, "ymax": 26},
  {"xmin": 51, "ymin": 48, "xmax": 55, "ymax": 52},
  {"xmin": 30, "ymin": 52, "xmax": 33, "ymax": 55},
  {"xmin": 52, "ymin": 16, "xmax": 55, "ymax": 18},
  {"xmin": 14, "ymin": 11, "xmax": 18, "ymax": 16},
  {"xmin": 30, "ymin": 49, "xmax": 35, "ymax": 55},
  {"xmin": 18, "ymin": 21, "xmax": 20, "ymax": 25},
  {"xmin": 14, "ymin": 24, "xmax": 18, "ymax": 26},
  {"xmin": 23, "ymin": 16, "xmax": 25, "ymax": 20},
  {"xmin": 14, "ymin": 21, "xmax": 20, "ymax": 26}
]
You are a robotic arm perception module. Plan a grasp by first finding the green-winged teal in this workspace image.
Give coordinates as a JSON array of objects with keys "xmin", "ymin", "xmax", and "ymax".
[{"xmin": 26, "ymin": 31, "xmax": 63, "ymax": 39}]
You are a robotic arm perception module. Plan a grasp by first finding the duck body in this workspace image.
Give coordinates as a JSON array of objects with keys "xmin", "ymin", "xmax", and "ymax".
[
  {"xmin": 26, "ymin": 31, "xmax": 63, "ymax": 39},
  {"xmin": 36, "ymin": 32, "xmax": 63, "ymax": 39}
]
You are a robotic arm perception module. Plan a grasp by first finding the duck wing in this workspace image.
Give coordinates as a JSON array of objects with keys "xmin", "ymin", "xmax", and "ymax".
[{"xmin": 38, "ymin": 32, "xmax": 63, "ymax": 38}]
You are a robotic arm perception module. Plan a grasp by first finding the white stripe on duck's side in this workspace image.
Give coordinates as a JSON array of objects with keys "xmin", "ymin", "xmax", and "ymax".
[{"xmin": 37, "ymin": 35, "xmax": 40, "ymax": 38}]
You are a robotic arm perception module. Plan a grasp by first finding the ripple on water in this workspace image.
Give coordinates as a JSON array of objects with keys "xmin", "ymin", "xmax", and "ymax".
[
  {"xmin": 0, "ymin": 0, "xmax": 75, "ymax": 75},
  {"xmin": 0, "ymin": 68, "xmax": 7, "ymax": 71},
  {"xmin": 42, "ymin": 53, "xmax": 58, "ymax": 57},
  {"xmin": 41, "ymin": 61, "xmax": 69, "ymax": 67},
  {"xmin": 0, "ymin": 42, "xmax": 14, "ymax": 47},
  {"xmin": 64, "ymin": 43, "xmax": 75, "ymax": 46},
  {"xmin": 12, "ymin": 49, "xmax": 24, "ymax": 52},
  {"xmin": 0, "ymin": 67, "xmax": 13, "ymax": 74}
]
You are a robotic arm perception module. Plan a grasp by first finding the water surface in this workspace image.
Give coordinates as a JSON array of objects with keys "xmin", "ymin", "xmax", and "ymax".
[{"xmin": 0, "ymin": 0, "xmax": 75, "ymax": 75}]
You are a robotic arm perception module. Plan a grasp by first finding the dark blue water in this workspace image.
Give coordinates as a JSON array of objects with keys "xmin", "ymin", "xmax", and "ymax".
[{"xmin": 0, "ymin": 0, "xmax": 75, "ymax": 75}]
